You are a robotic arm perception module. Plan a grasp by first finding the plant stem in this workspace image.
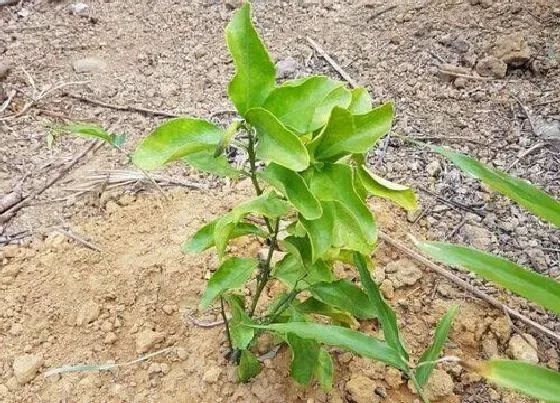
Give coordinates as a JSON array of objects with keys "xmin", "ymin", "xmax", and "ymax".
[
  {"xmin": 249, "ymin": 218, "xmax": 280, "ymax": 317},
  {"xmin": 220, "ymin": 296, "xmax": 233, "ymax": 353},
  {"xmin": 408, "ymin": 370, "xmax": 430, "ymax": 403},
  {"xmin": 246, "ymin": 134, "xmax": 263, "ymax": 196}
]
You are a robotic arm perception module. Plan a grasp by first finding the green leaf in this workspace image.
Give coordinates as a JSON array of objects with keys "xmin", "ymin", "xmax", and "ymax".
[
  {"xmin": 245, "ymin": 108, "xmax": 310, "ymax": 171},
  {"xmin": 295, "ymin": 298, "xmax": 356, "ymax": 327},
  {"xmin": 310, "ymin": 86, "xmax": 352, "ymax": 130},
  {"xmin": 330, "ymin": 201, "xmax": 372, "ymax": 255},
  {"xmin": 237, "ymin": 350, "xmax": 262, "ymax": 382},
  {"xmin": 225, "ymin": 294, "xmax": 255, "ymax": 350},
  {"xmin": 199, "ymin": 257, "xmax": 258, "ymax": 308},
  {"xmin": 56, "ymin": 124, "xmax": 126, "ymax": 146},
  {"xmin": 417, "ymin": 242, "xmax": 560, "ymax": 314},
  {"xmin": 432, "ymin": 145, "xmax": 560, "ymax": 228},
  {"xmin": 132, "ymin": 118, "xmax": 223, "ymax": 170},
  {"xmin": 214, "ymin": 192, "xmax": 291, "ymax": 257},
  {"xmin": 315, "ymin": 349, "xmax": 334, "ymax": 392},
  {"xmin": 308, "ymin": 164, "xmax": 376, "ymax": 245},
  {"xmin": 226, "ymin": 3, "xmax": 276, "ymax": 115},
  {"xmin": 182, "ymin": 146, "xmax": 241, "ymax": 178},
  {"xmin": 287, "ymin": 333, "xmax": 321, "ymax": 386},
  {"xmin": 256, "ymin": 322, "xmax": 407, "ymax": 370},
  {"xmin": 415, "ymin": 305, "xmax": 458, "ymax": 387},
  {"xmin": 467, "ymin": 360, "xmax": 560, "ymax": 402},
  {"xmin": 259, "ymin": 163, "xmax": 322, "ymax": 220},
  {"xmin": 298, "ymin": 201, "xmax": 335, "ymax": 261},
  {"xmin": 215, "ymin": 120, "xmax": 241, "ymax": 157},
  {"xmin": 354, "ymin": 253, "xmax": 408, "ymax": 362},
  {"xmin": 356, "ymin": 165, "xmax": 418, "ymax": 211},
  {"xmin": 273, "ymin": 253, "xmax": 334, "ymax": 290},
  {"xmin": 263, "ymin": 76, "xmax": 345, "ymax": 133},
  {"xmin": 348, "ymin": 87, "xmax": 372, "ymax": 115},
  {"xmin": 182, "ymin": 220, "xmax": 266, "ymax": 254},
  {"xmin": 309, "ymin": 279, "xmax": 377, "ymax": 320},
  {"xmin": 311, "ymin": 103, "xmax": 393, "ymax": 161}
]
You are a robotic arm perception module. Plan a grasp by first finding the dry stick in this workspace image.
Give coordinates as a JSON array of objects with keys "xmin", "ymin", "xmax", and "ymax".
[
  {"xmin": 511, "ymin": 94, "xmax": 537, "ymax": 135},
  {"xmin": 505, "ymin": 142, "xmax": 548, "ymax": 173},
  {"xmin": 436, "ymin": 69, "xmax": 494, "ymax": 81},
  {"xmin": 65, "ymin": 92, "xmax": 184, "ymax": 118},
  {"xmin": 367, "ymin": 4, "xmax": 397, "ymax": 20},
  {"xmin": 535, "ymin": 97, "xmax": 560, "ymax": 106},
  {"xmin": 0, "ymin": 142, "xmax": 103, "ymax": 224},
  {"xmin": 378, "ymin": 232, "xmax": 560, "ymax": 343},
  {"xmin": 306, "ymin": 37, "xmax": 359, "ymax": 88},
  {"xmin": 54, "ymin": 228, "xmax": 103, "ymax": 252}
]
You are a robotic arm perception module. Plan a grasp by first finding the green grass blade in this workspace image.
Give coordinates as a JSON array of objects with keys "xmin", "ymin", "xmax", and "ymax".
[
  {"xmin": 432, "ymin": 145, "xmax": 560, "ymax": 227},
  {"xmin": 467, "ymin": 360, "xmax": 560, "ymax": 402},
  {"xmin": 417, "ymin": 241, "xmax": 560, "ymax": 314},
  {"xmin": 258, "ymin": 322, "xmax": 407, "ymax": 370},
  {"xmin": 354, "ymin": 253, "xmax": 409, "ymax": 363},
  {"xmin": 415, "ymin": 305, "xmax": 458, "ymax": 387}
]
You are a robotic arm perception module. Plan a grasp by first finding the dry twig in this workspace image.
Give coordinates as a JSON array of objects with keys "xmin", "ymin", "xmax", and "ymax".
[
  {"xmin": 54, "ymin": 228, "xmax": 103, "ymax": 252},
  {"xmin": 379, "ymin": 232, "xmax": 560, "ymax": 343},
  {"xmin": 306, "ymin": 37, "xmax": 358, "ymax": 88}
]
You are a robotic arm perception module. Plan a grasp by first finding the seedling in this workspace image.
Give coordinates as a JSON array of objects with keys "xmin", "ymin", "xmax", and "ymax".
[{"xmin": 58, "ymin": 3, "xmax": 560, "ymax": 401}]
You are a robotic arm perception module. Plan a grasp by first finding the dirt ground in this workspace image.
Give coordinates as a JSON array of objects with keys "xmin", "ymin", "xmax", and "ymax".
[{"xmin": 1, "ymin": 0, "xmax": 559, "ymax": 402}]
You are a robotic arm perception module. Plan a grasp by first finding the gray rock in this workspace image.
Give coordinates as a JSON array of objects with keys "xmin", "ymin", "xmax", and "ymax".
[
  {"xmin": 475, "ymin": 56, "xmax": 507, "ymax": 78},
  {"xmin": 385, "ymin": 259, "xmax": 423, "ymax": 288},
  {"xmin": 276, "ymin": 58, "xmax": 297, "ymax": 80},
  {"xmin": 535, "ymin": 120, "xmax": 560, "ymax": 141},
  {"xmin": 13, "ymin": 354, "xmax": 43, "ymax": 384},
  {"xmin": 76, "ymin": 301, "xmax": 100, "ymax": 326},
  {"xmin": 72, "ymin": 57, "xmax": 106, "ymax": 73},
  {"xmin": 508, "ymin": 334, "xmax": 539, "ymax": 363},
  {"xmin": 491, "ymin": 34, "xmax": 531, "ymax": 66},
  {"xmin": 461, "ymin": 224, "xmax": 493, "ymax": 250},
  {"xmin": 136, "ymin": 329, "xmax": 165, "ymax": 353},
  {"xmin": 70, "ymin": 3, "xmax": 89, "ymax": 15}
]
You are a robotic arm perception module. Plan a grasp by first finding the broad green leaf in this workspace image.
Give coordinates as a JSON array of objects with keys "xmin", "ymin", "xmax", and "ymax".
[
  {"xmin": 287, "ymin": 333, "xmax": 321, "ymax": 386},
  {"xmin": 308, "ymin": 163, "xmax": 376, "ymax": 245},
  {"xmin": 245, "ymin": 108, "xmax": 310, "ymax": 171},
  {"xmin": 311, "ymin": 103, "xmax": 393, "ymax": 161},
  {"xmin": 282, "ymin": 235, "xmax": 314, "ymax": 267},
  {"xmin": 315, "ymin": 349, "xmax": 334, "ymax": 392},
  {"xmin": 226, "ymin": 3, "xmax": 275, "ymax": 115},
  {"xmin": 256, "ymin": 322, "xmax": 407, "ymax": 370},
  {"xmin": 466, "ymin": 360, "xmax": 560, "ymax": 402},
  {"xmin": 200, "ymin": 257, "xmax": 258, "ymax": 308},
  {"xmin": 415, "ymin": 305, "xmax": 458, "ymax": 387},
  {"xmin": 295, "ymin": 298, "xmax": 356, "ymax": 327},
  {"xmin": 56, "ymin": 124, "xmax": 126, "ymax": 146},
  {"xmin": 299, "ymin": 201, "xmax": 335, "ymax": 261},
  {"xmin": 273, "ymin": 253, "xmax": 333, "ymax": 289},
  {"xmin": 259, "ymin": 163, "xmax": 322, "ymax": 220},
  {"xmin": 132, "ymin": 118, "xmax": 223, "ymax": 170},
  {"xmin": 225, "ymin": 294, "xmax": 255, "ymax": 350},
  {"xmin": 263, "ymin": 76, "xmax": 345, "ymax": 133},
  {"xmin": 330, "ymin": 201, "xmax": 372, "ymax": 255},
  {"xmin": 237, "ymin": 350, "xmax": 262, "ymax": 382},
  {"xmin": 356, "ymin": 165, "xmax": 418, "ymax": 211},
  {"xmin": 182, "ymin": 220, "xmax": 266, "ymax": 254},
  {"xmin": 182, "ymin": 146, "xmax": 241, "ymax": 178},
  {"xmin": 417, "ymin": 242, "xmax": 560, "ymax": 314},
  {"xmin": 214, "ymin": 192, "xmax": 291, "ymax": 257},
  {"xmin": 215, "ymin": 120, "xmax": 241, "ymax": 157},
  {"xmin": 310, "ymin": 86, "xmax": 352, "ymax": 130},
  {"xmin": 348, "ymin": 87, "xmax": 372, "ymax": 115},
  {"xmin": 432, "ymin": 145, "xmax": 560, "ymax": 228},
  {"xmin": 309, "ymin": 279, "xmax": 377, "ymax": 320},
  {"xmin": 354, "ymin": 253, "xmax": 408, "ymax": 362}
]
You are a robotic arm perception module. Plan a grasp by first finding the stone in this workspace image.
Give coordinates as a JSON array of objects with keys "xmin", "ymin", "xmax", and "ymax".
[
  {"xmin": 424, "ymin": 369, "xmax": 454, "ymax": 401},
  {"xmin": 9, "ymin": 323, "xmax": 24, "ymax": 336},
  {"xmin": 2, "ymin": 245, "xmax": 19, "ymax": 258},
  {"xmin": 490, "ymin": 316, "xmax": 511, "ymax": 344},
  {"xmin": 461, "ymin": 224, "xmax": 493, "ymax": 250},
  {"xmin": 489, "ymin": 388, "xmax": 501, "ymax": 400},
  {"xmin": 104, "ymin": 332, "xmax": 118, "ymax": 344},
  {"xmin": 453, "ymin": 77, "xmax": 466, "ymax": 89},
  {"xmin": 276, "ymin": 59, "xmax": 297, "ymax": 80},
  {"xmin": 0, "ymin": 63, "xmax": 12, "ymax": 81},
  {"xmin": 136, "ymin": 329, "xmax": 165, "ymax": 354},
  {"xmin": 379, "ymin": 279, "xmax": 395, "ymax": 300},
  {"xmin": 475, "ymin": 56, "xmax": 507, "ymax": 79},
  {"xmin": 451, "ymin": 37, "xmax": 470, "ymax": 53},
  {"xmin": 202, "ymin": 366, "xmax": 222, "ymax": 383},
  {"xmin": 162, "ymin": 304, "xmax": 175, "ymax": 315},
  {"xmin": 76, "ymin": 301, "xmax": 101, "ymax": 326},
  {"xmin": 508, "ymin": 334, "xmax": 539, "ymax": 363},
  {"xmin": 13, "ymin": 354, "xmax": 43, "ymax": 384},
  {"xmin": 491, "ymin": 34, "xmax": 531, "ymax": 66},
  {"xmin": 385, "ymin": 367, "xmax": 403, "ymax": 389},
  {"xmin": 72, "ymin": 58, "xmax": 107, "ymax": 73},
  {"xmin": 346, "ymin": 376, "xmax": 379, "ymax": 403},
  {"xmin": 70, "ymin": 3, "xmax": 89, "ymax": 15},
  {"xmin": 535, "ymin": 120, "xmax": 560, "ymax": 141},
  {"xmin": 426, "ymin": 160, "xmax": 441, "ymax": 176},
  {"xmin": 481, "ymin": 335, "xmax": 499, "ymax": 358},
  {"xmin": 385, "ymin": 259, "xmax": 423, "ymax": 288}
]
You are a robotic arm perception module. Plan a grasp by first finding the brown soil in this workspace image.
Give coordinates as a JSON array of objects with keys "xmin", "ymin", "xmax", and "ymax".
[{"xmin": 1, "ymin": 0, "xmax": 559, "ymax": 402}]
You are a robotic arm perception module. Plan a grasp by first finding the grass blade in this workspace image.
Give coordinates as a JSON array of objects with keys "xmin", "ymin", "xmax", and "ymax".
[{"xmin": 417, "ymin": 241, "xmax": 560, "ymax": 314}]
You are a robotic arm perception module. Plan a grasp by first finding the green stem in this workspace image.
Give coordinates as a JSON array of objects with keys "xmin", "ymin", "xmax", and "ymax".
[
  {"xmin": 249, "ymin": 218, "xmax": 280, "ymax": 317},
  {"xmin": 220, "ymin": 296, "xmax": 233, "ymax": 353},
  {"xmin": 408, "ymin": 370, "xmax": 430, "ymax": 403}
]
